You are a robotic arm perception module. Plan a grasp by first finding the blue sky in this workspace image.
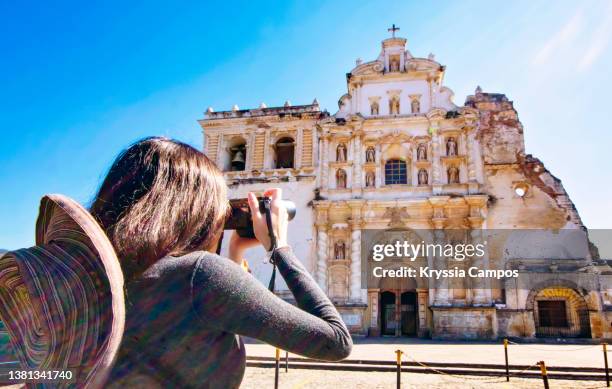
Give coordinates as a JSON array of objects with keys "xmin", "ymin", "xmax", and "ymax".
[{"xmin": 1, "ymin": 1, "xmax": 612, "ymax": 249}]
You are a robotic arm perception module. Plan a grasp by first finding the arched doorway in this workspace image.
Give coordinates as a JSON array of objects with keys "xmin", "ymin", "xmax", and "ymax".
[
  {"xmin": 531, "ymin": 287, "xmax": 591, "ymax": 338},
  {"xmin": 400, "ymin": 291, "xmax": 417, "ymax": 336},
  {"xmin": 379, "ymin": 290, "xmax": 418, "ymax": 337},
  {"xmin": 380, "ymin": 291, "xmax": 396, "ymax": 336}
]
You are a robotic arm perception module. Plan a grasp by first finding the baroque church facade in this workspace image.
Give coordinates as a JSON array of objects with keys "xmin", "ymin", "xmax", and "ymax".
[{"xmin": 199, "ymin": 31, "xmax": 612, "ymax": 339}]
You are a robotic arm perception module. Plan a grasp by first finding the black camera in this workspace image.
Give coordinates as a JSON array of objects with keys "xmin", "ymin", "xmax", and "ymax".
[{"xmin": 224, "ymin": 197, "xmax": 297, "ymax": 239}]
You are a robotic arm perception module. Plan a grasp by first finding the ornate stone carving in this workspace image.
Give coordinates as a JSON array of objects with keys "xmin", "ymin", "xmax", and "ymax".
[
  {"xmin": 383, "ymin": 207, "xmax": 410, "ymax": 228},
  {"xmin": 334, "ymin": 240, "xmax": 346, "ymax": 260},
  {"xmin": 317, "ymin": 228, "xmax": 328, "ymax": 291},
  {"xmin": 447, "ymin": 165, "xmax": 459, "ymax": 184},
  {"xmin": 336, "ymin": 143, "xmax": 347, "ymax": 162},
  {"xmin": 366, "ymin": 146, "xmax": 376, "ymax": 162},
  {"xmin": 350, "ymin": 226, "xmax": 362, "ymax": 302},
  {"xmin": 365, "ymin": 171, "xmax": 375, "ymax": 187},
  {"xmin": 370, "ymin": 101, "xmax": 379, "ymax": 115},
  {"xmin": 446, "ymin": 137, "xmax": 458, "ymax": 156},
  {"xmin": 418, "ymin": 168, "xmax": 429, "ymax": 185},
  {"xmin": 411, "ymin": 96, "xmax": 420, "ymax": 113},
  {"xmin": 336, "ymin": 168, "xmax": 347, "ymax": 189},
  {"xmin": 417, "ymin": 143, "xmax": 427, "ymax": 161},
  {"xmin": 389, "ymin": 96, "xmax": 400, "ymax": 115}
]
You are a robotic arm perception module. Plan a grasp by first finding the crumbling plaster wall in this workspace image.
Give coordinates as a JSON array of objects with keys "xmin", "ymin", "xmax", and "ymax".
[{"xmin": 467, "ymin": 91, "xmax": 585, "ymax": 230}]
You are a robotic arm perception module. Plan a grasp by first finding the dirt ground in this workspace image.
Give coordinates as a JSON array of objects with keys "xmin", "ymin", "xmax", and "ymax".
[
  {"xmin": 242, "ymin": 366, "xmax": 608, "ymax": 389},
  {"xmin": 245, "ymin": 337, "xmax": 608, "ymax": 369}
]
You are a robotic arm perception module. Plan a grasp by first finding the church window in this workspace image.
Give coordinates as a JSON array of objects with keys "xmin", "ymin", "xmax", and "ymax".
[
  {"xmin": 385, "ymin": 159, "xmax": 407, "ymax": 185},
  {"xmin": 275, "ymin": 137, "xmax": 295, "ymax": 169}
]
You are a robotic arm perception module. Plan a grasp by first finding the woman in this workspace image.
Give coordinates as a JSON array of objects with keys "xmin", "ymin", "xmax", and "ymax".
[{"xmin": 90, "ymin": 137, "xmax": 352, "ymax": 388}]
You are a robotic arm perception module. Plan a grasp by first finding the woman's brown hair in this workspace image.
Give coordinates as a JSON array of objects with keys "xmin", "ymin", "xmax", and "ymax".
[{"xmin": 90, "ymin": 137, "xmax": 228, "ymax": 279}]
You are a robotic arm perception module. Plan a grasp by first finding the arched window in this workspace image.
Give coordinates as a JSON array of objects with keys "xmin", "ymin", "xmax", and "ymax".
[
  {"xmin": 385, "ymin": 159, "xmax": 407, "ymax": 185},
  {"xmin": 229, "ymin": 144, "xmax": 246, "ymax": 171},
  {"xmin": 224, "ymin": 137, "xmax": 247, "ymax": 172},
  {"xmin": 275, "ymin": 137, "xmax": 295, "ymax": 169}
]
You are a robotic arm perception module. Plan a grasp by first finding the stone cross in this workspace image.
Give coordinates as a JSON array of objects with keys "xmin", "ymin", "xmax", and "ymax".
[{"xmin": 388, "ymin": 24, "xmax": 400, "ymax": 38}]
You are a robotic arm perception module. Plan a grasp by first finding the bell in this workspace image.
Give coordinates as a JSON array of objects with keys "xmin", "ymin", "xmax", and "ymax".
[{"xmin": 231, "ymin": 150, "xmax": 245, "ymax": 171}]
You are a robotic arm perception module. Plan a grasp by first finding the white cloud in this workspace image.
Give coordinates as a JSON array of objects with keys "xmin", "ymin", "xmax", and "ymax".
[
  {"xmin": 533, "ymin": 11, "xmax": 583, "ymax": 66},
  {"xmin": 578, "ymin": 2, "xmax": 612, "ymax": 71}
]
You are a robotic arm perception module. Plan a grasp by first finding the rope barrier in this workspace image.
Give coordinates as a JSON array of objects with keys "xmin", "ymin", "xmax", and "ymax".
[
  {"xmin": 402, "ymin": 354, "xmax": 538, "ymax": 383},
  {"xmin": 507, "ymin": 340, "xmax": 600, "ymax": 352}
]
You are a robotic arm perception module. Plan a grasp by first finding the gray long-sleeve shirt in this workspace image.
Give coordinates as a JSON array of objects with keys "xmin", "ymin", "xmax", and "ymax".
[{"xmin": 108, "ymin": 246, "xmax": 352, "ymax": 388}]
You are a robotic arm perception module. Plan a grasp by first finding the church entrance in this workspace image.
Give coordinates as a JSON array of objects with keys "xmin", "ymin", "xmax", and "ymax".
[
  {"xmin": 400, "ymin": 292, "xmax": 417, "ymax": 336},
  {"xmin": 380, "ymin": 290, "xmax": 418, "ymax": 336}
]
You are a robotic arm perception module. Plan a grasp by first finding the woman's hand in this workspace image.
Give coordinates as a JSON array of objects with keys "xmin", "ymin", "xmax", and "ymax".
[
  {"xmin": 247, "ymin": 188, "xmax": 288, "ymax": 251},
  {"xmin": 227, "ymin": 232, "xmax": 259, "ymax": 265}
]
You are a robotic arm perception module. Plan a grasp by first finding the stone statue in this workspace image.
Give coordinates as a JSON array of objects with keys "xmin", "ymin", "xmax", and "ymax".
[
  {"xmin": 366, "ymin": 146, "xmax": 376, "ymax": 163},
  {"xmin": 389, "ymin": 97, "xmax": 400, "ymax": 115},
  {"xmin": 390, "ymin": 57, "xmax": 400, "ymax": 72},
  {"xmin": 417, "ymin": 143, "xmax": 427, "ymax": 161},
  {"xmin": 336, "ymin": 143, "xmax": 347, "ymax": 162},
  {"xmin": 370, "ymin": 102, "xmax": 379, "ymax": 116},
  {"xmin": 411, "ymin": 98, "xmax": 420, "ymax": 114},
  {"xmin": 334, "ymin": 240, "xmax": 346, "ymax": 259},
  {"xmin": 336, "ymin": 168, "xmax": 347, "ymax": 189},
  {"xmin": 365, "ymin": 171, "xmax": 375, "ymax": 187},
  {"xmin": 446, "ymin": 137, "xmax": 458, "ymax": 156},
  {"xmin": 448, "ymin": 166, "xmax": 459, "ymax": 184},
  {"xmin": 418, "ymin": 169, "xmax": 428, "ymax": 185}
]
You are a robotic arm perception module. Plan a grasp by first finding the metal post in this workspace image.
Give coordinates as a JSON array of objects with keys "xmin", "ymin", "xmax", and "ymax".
[
  {"xmin": 395, "ymin": 349, "xmax": 403, "ymax": 389},
  {"xmin": 285, "ymin": 350, "xmax": 289, "ymax": 373},
  {"xmin": 538, "ymin": 360, "xmax": 549, "ymax": 389},
  {"xmin": 604, "ymin": 343, "xmax": 610, "ymax": 387},
  {"xmin": 504, "ymin": 338, "xmax": 510, "ymax": 382},
  {"xmin": 275, "ymin": 348, "xmax": 280, "ymax": 389}
]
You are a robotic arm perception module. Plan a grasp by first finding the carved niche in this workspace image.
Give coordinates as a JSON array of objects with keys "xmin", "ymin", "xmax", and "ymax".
[
  {"xmin": 336, "ymin": 143, "xmax": 347, "ymax": 162},
  {"xmin": 365, "ymin": 146, "xmax": 376, "ymax": 163}
]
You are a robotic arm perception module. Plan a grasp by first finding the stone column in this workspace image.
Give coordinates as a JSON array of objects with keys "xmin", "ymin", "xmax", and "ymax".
[
  {"xmin": 429, "ymin": 196, "xmax": 450, "ymax": 306},
  {"xmin": 466, "ymin": 127, "xmax": 477, "ymax": 182},
  {"xmin": 433, "ymin": 228, "xmax": 450, "ymax": 306},
  {"xmin": 349, "ymin": 218, "xmax": 362, "ymax": 302},
  {"xmin": 263, "ymin": 130, "xmax": 271, "ymax": 169},
  {"xmin": 246, "ymin": 131, "xmax": 255, "ymax": 171},
  {"xmin": 316, "ymin": 223, "xmax": 329, "ymax": 292},
  {"xmin": 352, "ymin": 130, "xmax": 363, "ymax": 191},
  {"xmin": 295, "ymin": 127, "xmax": 303, "ymax": 170},
  {"xmin": 216, "ymin": 133, "xmax": 224, "ymax": 167},
  {"xmin": 466, "ymin": 195, "xmax": 490, "ymax": 306},
  {"xmin": 321, "ymin": 134, "xmax": 330, "ymax": 189},
  {"xmin": 375, "ymin": 144, "xmax": 383, "ymax": 187},
  {"xmin": 417, "ymin": 288, "xmax": 430, "ymax": 337},
  {"xmin": 469, "ymin": 226, "xmax": 488, "ymax": 306},
  {"xmin": 431, "ymin": 127, "xmax": 441, "ymax": 184}
]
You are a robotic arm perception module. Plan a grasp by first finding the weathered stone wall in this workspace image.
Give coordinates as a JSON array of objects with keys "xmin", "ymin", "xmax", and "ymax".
[{"xmin": 431, "ymin": 307, "xmax": 497, "ymax": 339}]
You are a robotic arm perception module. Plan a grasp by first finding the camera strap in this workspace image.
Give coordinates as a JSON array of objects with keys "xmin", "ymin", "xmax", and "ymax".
[{"xmin": 262, "ymin": 197, "xmax": 277, "ymax": 292}]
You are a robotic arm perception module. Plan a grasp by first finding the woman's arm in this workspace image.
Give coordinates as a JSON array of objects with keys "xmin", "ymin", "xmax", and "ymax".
[{"xmin": 190, "ymin": 247, "xmax": 352, "ymax": 361}]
